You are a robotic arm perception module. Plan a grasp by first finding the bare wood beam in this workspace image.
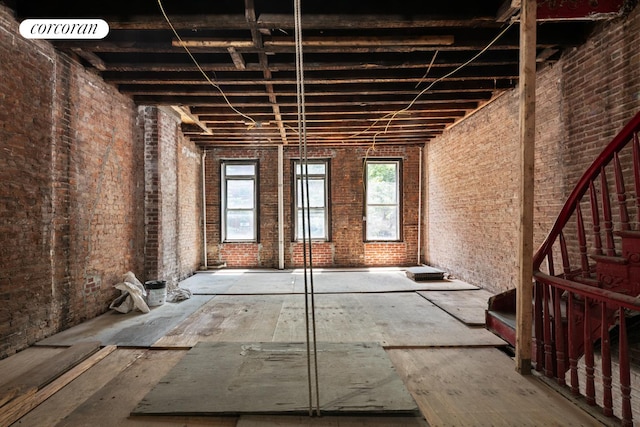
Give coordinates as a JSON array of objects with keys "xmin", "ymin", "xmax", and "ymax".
[
  {"xmin": 108, "ymin": 75, "xmax": 519, "ymax": 85},
  {"xmin": 227, "ymin": 47, "xmax": 246, "ymax": 70},
  {"xmin": 516, "ymin": 0, "xmax": 536, "ymax": 376},
  {"xmin": 104, "ymin": 14, "xmax": 500, "ymax": 30},
  {"xmin": 107, "ymin": 15, "xmax": 248, "ymax": 30},
  {"xmin": 245, "ymin": 0, "xmax": 288, "ymax": 144},
  {"xmin": 101, "ymin": 60, "xmax": 519, "ymax": 73},
  {"xmin": 132, "ymin": 97, "xmax": 480, "ymax": 109},
  {"xmin": 170, "ymin": 106, "xmax": 213, "ymax": 135},
  {"xmin": 193, "ymin": 107, "xmax": 469, "ymax": 117},
  {"xmin": 70, "ymin": 48, "xmax": 106, "ymax": 71},
  {"xmin": 256, "ymin": 14, "xmax": 500, "ymax": 29},
  {"xmin": 174, "ymin": 35, "xmax": 455, "ymax": 48},
  {"xmin": 497, "ymin": 0, "xmax": 522, "ymax": 22},
  {"xmin": 265, "ymin": 35, "xmax": 455, "ymax": 47}
]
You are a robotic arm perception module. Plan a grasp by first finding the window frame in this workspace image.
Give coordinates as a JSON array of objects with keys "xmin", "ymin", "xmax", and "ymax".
[
  {"xmin": 221, "ymin": 160, "xmax": 259, "ymax": 243},
  {"xmin": 364, "ymin": 159, "xmax": 402, "ymax": 242},
  {"xmin": 292, "ymin": 159, "xmax": 331, "ymax": 242}
]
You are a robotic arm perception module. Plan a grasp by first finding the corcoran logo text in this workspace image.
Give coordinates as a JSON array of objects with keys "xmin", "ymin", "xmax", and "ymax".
[{"xmin": 20, "ymin": 19, "xmax": 109, "ymax": 39}]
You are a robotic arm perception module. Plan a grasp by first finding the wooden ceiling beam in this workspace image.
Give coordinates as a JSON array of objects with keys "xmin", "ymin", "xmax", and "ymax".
[
  {"xmin": 107, "ymin": 74, "xmax": 518, "ymax": 85},
  {"xmin": 100, "ymin": 59, "xmax": 519, "ymax": 73},
  {"xmin": 104, "ymin": 14, "xmax": 501, "ymax": 30},
  {"xmin": 174, "ymin": 35, "xmax": 455, "ymax": 49}
]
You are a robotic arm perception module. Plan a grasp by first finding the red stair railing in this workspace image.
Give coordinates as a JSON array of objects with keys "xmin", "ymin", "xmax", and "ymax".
[{"xmin": 533, "ymin": 111, "xmax": 640, "ymax": 426}]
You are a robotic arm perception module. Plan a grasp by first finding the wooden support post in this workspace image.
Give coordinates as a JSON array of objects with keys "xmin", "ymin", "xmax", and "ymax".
[{"xmin": 516, "ymin": 0, "xmax": 536, "ymax": 375}]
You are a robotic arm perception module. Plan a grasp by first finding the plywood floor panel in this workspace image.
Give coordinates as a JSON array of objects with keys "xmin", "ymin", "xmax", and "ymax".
[
  {"xmin": 182, "ymin": 270, "xmax": 478, "ymax": 295},
  {"xmin": 272, "ymin": 294, "xmax": 386, "ymax": 343},
  {"xmin": 386, "ymin": 348, "xmax": 602, "ymax": 427},
  {"xmin": 35, "ymin": 296, "xmax": 213, "ymax": 347},
  {"xmin": 417, "ymin": 289, "xmax": 495, "ymax": 326},
  {"xmin": 133, "ymin": 342, "xmax": 418, "ymax": 417},
  {"xmin": 357, "ymin": 293, "xmax": 505, "ymax": 347}
]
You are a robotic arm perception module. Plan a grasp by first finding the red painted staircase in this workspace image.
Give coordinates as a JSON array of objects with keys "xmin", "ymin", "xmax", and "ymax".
[{"xmin": 486, "ymin": 111, "xmax": 640, "ymax": 425}]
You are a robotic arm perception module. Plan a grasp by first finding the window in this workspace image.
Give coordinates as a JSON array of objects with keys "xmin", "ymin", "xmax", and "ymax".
[
  {"xmin": 294, "ymin": 160, "xmax": 329, "ymax": 241},
  {"xmin": 365, "ymin": 160, "xmax": 400, "ymax": 241},
  {"xmin": 222, "ymin": 161, "xmax": 257, "ymax": 242}
]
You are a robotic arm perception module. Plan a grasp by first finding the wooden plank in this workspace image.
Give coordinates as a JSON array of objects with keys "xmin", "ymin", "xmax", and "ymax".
[
  {"xmin": 237, "ymin": 415, "xmax": 428, "ymax": 426},
  {"xmin": 0, "ymin": 345, "xmax": 116, "ymax": 426},
  {"xmin": 0, "ymin": 347, "xmax": 64, "ymax": 399},
  {"xmin": 516, "ymin": 0, "xmax": 536, "ymax": 375},
  {"xmin": 51, "ymin": 349, "xmax": 234, "ymax": 426},
  {"xmin": 417, "ymin": 289, "xmax": 494, "ymax": 325},
  {"xmin": 0, "ymin": 341, "xmax": 100, "ymax": 408},
  {"xmin": 15, "ymin": 349, "xmax": 146, "ymax": 426},
  {"xmin": 387, "ymin": 348, "xmax": 602, "ymax": 426}
]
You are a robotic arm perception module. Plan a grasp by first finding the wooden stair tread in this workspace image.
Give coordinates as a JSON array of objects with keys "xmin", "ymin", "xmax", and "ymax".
[{"xmin": 486, "ymin": 310, "xmax": 516, "ymax": 328}]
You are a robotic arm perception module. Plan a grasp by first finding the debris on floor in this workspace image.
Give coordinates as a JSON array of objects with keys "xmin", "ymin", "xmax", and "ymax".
[
  {"xmin": 167, "ymin": 287, "xmax": 192, "ymax": 302},
  {"xmin": 109, "ymin": 272, "xmax": 150, "ymax": 314}
]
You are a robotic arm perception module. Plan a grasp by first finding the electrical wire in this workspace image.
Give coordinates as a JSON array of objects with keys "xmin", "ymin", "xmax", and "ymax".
[
  {"xmin": 156, "ymin": 0, "xmax": 256, "ymax": 127},
  {"xmin": 283, "ymin": 21, "xmax": 515, "ymax": 142}
]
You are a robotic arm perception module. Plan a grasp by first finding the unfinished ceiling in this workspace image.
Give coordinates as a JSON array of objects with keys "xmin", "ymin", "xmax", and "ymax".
[{"xmin": 14, "ymin": 0, "xmax": 597, "ymax": 147}]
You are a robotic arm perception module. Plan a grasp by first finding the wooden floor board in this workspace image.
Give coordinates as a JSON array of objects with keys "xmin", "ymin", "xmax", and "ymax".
[
  {"xmin": 236, "ymin": 415, "xmax": 429, "ymax": 426},
  {"xmin": 386, "ymin": 348, "xmax": 603, "ymax": 426},
  {"xmin": 0, "ymin": 347, "xmax": 65, "ymax": 389},
  {"xmin": 13, "ymin": 349, "xmax": 145, "ymax": 426},
  {"xmin": 45, "ymin": 349, "xmax": 238, "ymax": 427}
]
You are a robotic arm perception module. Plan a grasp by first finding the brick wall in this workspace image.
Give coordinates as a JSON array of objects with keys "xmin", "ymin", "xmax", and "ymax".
[
  {"xmin": 0, "ymin": 5, "xmax": 145, "ymax": 358},
  {"xmin": 142, "ymin": 107, "xmax": 203, "ymax": 287},
  {"xmin": 178, "ymin": 135, "xmax": 204, "ymax": 279},
  {"xmin": 205, "ymin": 144, "xmax": 421, "ymax": 268},
  {"xmin": 425, "ymin": 5, "xmax": 640, "ymax": 293}
]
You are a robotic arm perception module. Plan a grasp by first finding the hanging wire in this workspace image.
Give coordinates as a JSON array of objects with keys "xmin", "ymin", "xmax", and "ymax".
[
  {"xmin": 294, "ymin": 0, "xmax": 321, "ymax": 417},
  {"xmin": 156, "ymin": 0, "xmax": 257, "ymax": 127},
  {"xmin": 283, "ymin": 21, "xmax": 515, "ymax": 142}
]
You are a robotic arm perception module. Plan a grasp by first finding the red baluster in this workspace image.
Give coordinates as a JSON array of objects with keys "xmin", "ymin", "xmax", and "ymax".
[
  {"xmin": 560, "ymin": 232, "xmax": 571, "ymax": 278},
  {"xmin": 544, "ymin": 283, "xmax": 554, "ymax": 377},
  {"xmin": 576, "ymin": 204, "xmax": 591, "ymax": 279},
  {"xmin": 614, "ymin": 152, "xmax": 630, "ymax": 232},
  {"xmin": 633, "ymin": 133, "xmax": 640, "ymax": 225},
  {"xmin": 584, "ymin": 297, "xmax": 596, "ymax": 405},
  {"xmin": 601, "ymin": 167, "xmax": 616, "ymax": 256},
  {"xmin": 554, "ymin": 286, "xmax": 566, "ymax": 384},
  {"xmin": 568, "ymin": 292, "xmax": 580, "ymax": 395},
  {"xmin": 619, "ymin": 309, "xmax": 633, "ymax": 426},
  {"xmin": 601, "ymin": 302, "xmax": 613, "ymax": 416},
  {"xmin": 534, "ymin": 279, "xmax": 544, "ymax": 371},
  {"xmin": 590, "ymin": 181, "xmax": 603, "ymax": 256}
]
